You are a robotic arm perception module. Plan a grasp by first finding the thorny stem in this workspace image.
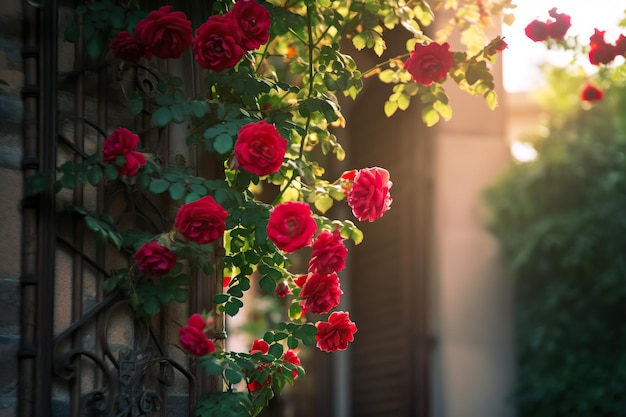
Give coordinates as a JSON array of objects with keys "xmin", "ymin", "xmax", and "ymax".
[{"xmin": 361, "ymin": 52, "xmax": 411, "ymax": 78}]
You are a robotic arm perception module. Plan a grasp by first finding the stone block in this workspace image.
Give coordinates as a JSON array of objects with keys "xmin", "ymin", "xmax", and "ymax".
[
  {"xmin": 0, "ymin": 335, "xmax": 18, "ymax": 396},
  {"xmin": 0, "ymin": 277, "xmax": 19, "ymax": 335},
  {"xmin": 0, "ymin": 167, "xmax": 21, "ymax": 277}
]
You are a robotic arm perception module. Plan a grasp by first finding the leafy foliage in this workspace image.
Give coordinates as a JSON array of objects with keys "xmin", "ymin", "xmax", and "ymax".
[{"xmin": 484, "ymin": 70, "xmax": 626, "ymax": 416}]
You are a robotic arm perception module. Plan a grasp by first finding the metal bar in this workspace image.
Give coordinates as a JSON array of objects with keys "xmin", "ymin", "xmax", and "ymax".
[
  {"xmin": 36, "ymin": 0, "xmax": 59, "ymax": 415},
  {"xmin": 18, "ymin": 0, "xmax": 40, "ymax": 415}
]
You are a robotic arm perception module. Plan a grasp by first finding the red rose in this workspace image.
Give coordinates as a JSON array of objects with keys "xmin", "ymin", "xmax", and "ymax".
[
  {"xmin": 546, "ymin": 8, "xmax": 571, "ymax": 40},
  {"xmin": 230, "ymin": 0, "xmax": 271, "ymax": 50},
  {"xmin": 133, "ymin": 242, "xmax": 177, "ymax": 276},
  {"xmin": 173, "ymin": 196, "xmax": 229, "ymax": 244},
  {"xmin": 102, "ymin": 127, "xmax": 146, "ymax": 176},
  {"xmin": 282, "ymin": 350, "xmax": 300, "ymax": 378},
  {"xmin": 298, "ymin": 272, "xmax": 342, "ymax": 315},
  {"xmin": 179, "ymin": 314, "xmax": 215, "ymax": 356},
  {"xmin": 275, "ymin": 280, "xmax": 290, "ymax": 298},
  {"xmin": 109, "ymin": 31, "xmax": 145, "ymax": 63},
  {"xmin": 589, "ymin": 29, "xmax": 617, "ymax": 65},
  {"xmin": 315, "ymin": 311, "xmax": 357, "ymax": 353},
  {"xmin": 135, "ymin": 6, "xmax": 193, "ymax": 59},
  {"xmin": 234, "ymin": 120, "xmax": 287, "ymax": 176},
  {"xmin": 403, "ymin": 41, "xmax": 454, "ymax": 86},
  {"xmin": 524, "ymin": 19, "xmax": 549, "ymax": 42},
  {"xmin": 266, "ymin": 201, "xmax": 318, "ymax": 253},
  {"xmin": 347, "ymin": 167, "xmax": 392, "ymax": 222},
  {"xmin": 340, "ymin": 169, "xmax": 357, "ymax": 196},
  {"xmin": 580, "ymin": 83, "xmax": 603, "ymax": 102},
  {"xmin": 193, "ymin": 14, "xmax": 246, "ymax": 71},
  {"xmin": 308, "ymin": 229, "xmax": 347, "ymax": 275},
  {"xmin": 250, "ymin": 338, "xmax": 270, "ymax": 354}
]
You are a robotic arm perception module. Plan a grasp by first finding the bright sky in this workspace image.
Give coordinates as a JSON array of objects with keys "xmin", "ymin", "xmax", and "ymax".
[{"xmin": 502, "ymin": 0, "xmax": 626, "ymax": 92}]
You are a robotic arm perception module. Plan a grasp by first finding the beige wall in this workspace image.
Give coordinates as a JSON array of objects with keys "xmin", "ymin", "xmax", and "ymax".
[{"xmin": 429, "ymin": 26, "xmax": 517, "ymax": 417}]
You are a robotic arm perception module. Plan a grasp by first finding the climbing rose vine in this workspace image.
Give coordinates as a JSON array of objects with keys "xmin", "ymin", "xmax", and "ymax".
[{"xmin": 44, "ymin": 0, "xmax": 514, "ymax": 415}]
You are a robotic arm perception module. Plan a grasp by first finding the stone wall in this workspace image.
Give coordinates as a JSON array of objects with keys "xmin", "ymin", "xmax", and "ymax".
[{"xmin": 0, "ymin": 0, "xmax": 23, "ymax": 416}]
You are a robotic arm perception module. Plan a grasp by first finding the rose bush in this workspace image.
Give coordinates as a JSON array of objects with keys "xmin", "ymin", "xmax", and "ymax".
[{"xmin": 47, "ymin": 0, "xmax": 512, "ymax": 415}]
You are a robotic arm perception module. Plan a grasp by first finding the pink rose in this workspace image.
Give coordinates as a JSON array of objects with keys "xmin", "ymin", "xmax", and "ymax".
[
  {"xmin": 250, "ymin": 338, "xmax": 270, "ymax": 354},
  {"xmin": 347, "ymin": 167, "xmax": 392, "ymax": 222},
  {"xmin": 230, "ymin": 0, "xmax": 271, "ymax": 50},
  {"xmin": 266, "ymin": 201, "xmax": 318, "ymax": 253},
  {"xmin": 133, "ymin": 242, "xmax": 177, "ymax": 276},
  {"xmin": 234, "ymin": 120, "xmax": 287, "ymax": 176},
  {"xmin": 546, "ymin": 8, "xmax": 571, "ymax": 40},
  {"xmin": 524, "ymin": 19, "xmax": 549, "ymax": 42},
  {"xmin": 179, "ymin": 314, "xmax": 215, "ymax": 356},
  {"xmin": 134, "ymin": 6, "xmax": 193, "ymax": 59},
  {"xmin": 102, "ymin": 127, "xmax": 146, "ymax": 176},
  {"xmin": 580, "ymin": 83, "xmax": 603, "ymax": 102},
  {"xmin": 193, "ymin": 14, "xmax": 246, "ymax": 71},
  {"xmin": 315, "ymin": 311, "xmax": 357, "ymax": 353},
  {"xmin": 298, "ymin": 272, "xmax": 342, "ymax": 315},
  {"xmin": 308, "ymin": 229, "xmax": 347, "ymax": 275},
  {"xmin": 404, "ymin": 42, "xmax": 454, "ymax": 86},
  {"xmin": 173, "ymin": 196, "xmax": 229, "ymax": 244},
  {"xmin": 109, "ymin": 31, "xmax": 144, "ymax": 62}
]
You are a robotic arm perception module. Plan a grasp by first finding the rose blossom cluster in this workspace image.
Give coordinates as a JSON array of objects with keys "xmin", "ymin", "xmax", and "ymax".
[
  {"xmin": 246, "ymin": 339, "xmax": 301, "ymax": 392},
  {"xmin": 109, "ymin": 1, "xmax": 271, "ymax": 72},
  {"xmin": 524, "ymin": 8, "xmax": 571, "ymax": 42}
]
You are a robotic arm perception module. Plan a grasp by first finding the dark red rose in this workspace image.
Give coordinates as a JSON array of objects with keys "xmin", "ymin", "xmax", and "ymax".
[
  {"xmin": 315, "ymin": 311, "xmax": 357, "ymax": 353},
  {"xmin": 192, "ymin": 14, "xmax": 246, "ymax": 71},
  {"xmin": 347, "ymin": 167, "xmax": 392, "ymax": 222},
  {"xmin": 275, "ymin": 280, "xmax": 290, "ymax": 298},
  {"xmin": 588, "ymin": 29, "xmax": 618, "ymax": 65},
  {"xmin": 234, "ymin": 120, "xmax": 287, "ymax": 176},
  {"xmin": 135, "ymin": 6, "xmax": 193, "ymax": 59},
  {"xmin": 580, "ymin": 83, "xmax": 604, "ymax": 102},
  {"xmin": 230, "ymin": 0, "xmax": 271, "ymax": 50},
  {"xmin": 404, "ymin": 41, "xmax": 454, "ymax": 86},
  {"xmin": 308, "ymin": 229, "xmax": 347, "ymax": 275},
  {"xmin": 173, "ymin": 196, "xmax": 228, "ymax": 244},
  {"xmin": 266, "ymin": 201, "xmax": 318, "ymax": 253},
  {"xmin": 109, "ymin": 31, "xmax": 145, "ymax": 63},
  {"xmin": 179, "ymin": 314, "xmax": 215, "ymax": 356},
  {"xmin": 525, "ymin": 19, "xmax": 549, "ymax": 42},
  {"xmin": 102, "ymin": 127, "xmax": 146, "ymax": 176},
  {"xmin": 485, "ymin": 37, "xmax": 507, "ymax": 56},
  {"xmin": 547, "ymin": 8, "xmax": 571, "ymax": 40},
  {"xmin": 133, "ymin": 242, "xmax": 177, "ymax": 276},
  {"xmin": 298, "ymin": 272, "xmax": 342, "ymax": 315}
]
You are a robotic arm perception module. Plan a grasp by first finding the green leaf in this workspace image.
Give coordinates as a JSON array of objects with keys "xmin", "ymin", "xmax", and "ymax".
[
  {"xmin": 259, "ymin": 276, "xmax": 276, "ymax": 293},
  {"xmin": 169, "ymin": 182, "xmax": 186, "ymax": 200},
  {"xmin": 288, "ymin": 302, "xmax": 302, "ymax": 320},
  {"xmin": 152, "ymin": 106, "xmax": 172, "ymax": 127},
  {"xmin": 214, "ymin": 134, "xmax": 234, "ymax": 155},
  {"xmin": 87, "ymin": 166, "xmax": 102, "ymax": 186},
  {"xmin": 268, "ymin": 343, "xmax": 284, "ymax": 358},
  {"xmin": 421, "ymin": 106, "xmax": 440, "ymax": 127},
  {"xmin": 378, "ymin": 69, "xmax": 397, "ymax": 83},
  {"xmin": 149, "ymin": 179, "xmax": 170, "ymax": 194},
  {"xmin": 104, "ymin": 164, "xmax": 118, "ymax": 180},
  {"xmin": 64, "ymin": 24, "xmax": 79, "ymax": 43},
  {"xmin": 128, "ymin": 95, "xmax": 144, "ymax": 116},
  {"xmin": 224, "ymin": 368, "xmax": 243, "ymax": 385},
  {"xmin": 214, "ymin": 293, "xmax": 230, "ymax": 304},
  {"xmin": 384, "ymin": 100, "xmax": 398, "ymax": 117}
]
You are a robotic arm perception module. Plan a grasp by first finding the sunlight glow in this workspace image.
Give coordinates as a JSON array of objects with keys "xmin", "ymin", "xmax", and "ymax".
[
  {"xmin": 502, "ymin": 0, "xmax": 625, "ymax": 92},
  {"xmin": 510, "ymin": 141, "xmax": 538, "ymax": 163}
]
